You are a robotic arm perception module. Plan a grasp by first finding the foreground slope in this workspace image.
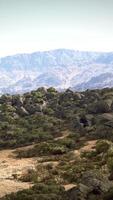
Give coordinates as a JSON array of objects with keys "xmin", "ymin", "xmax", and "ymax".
[{"xmin": 1, "ymin": 87, "xmax": 113, "ymax": 199}]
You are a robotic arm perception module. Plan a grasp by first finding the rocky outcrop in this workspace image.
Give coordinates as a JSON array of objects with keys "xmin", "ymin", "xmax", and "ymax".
[{"xmin": 67, "ymin": 171, "xmax": 113, "ymax": 200}]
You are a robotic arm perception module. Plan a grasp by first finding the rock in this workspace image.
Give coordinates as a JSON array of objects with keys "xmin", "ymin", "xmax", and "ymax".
[
  {"xmin": 12, "ymin": 113, "xmax": 19, "ymax": 119},
  {"xmin": 104, "ymin": 99, "xmax": 113, "ymax": 108},
  {"xmin": 36, "ymin": 87, "xmax": 47, "ymax": 94},
  {"xmin": 104, "ymin": 121, "xmax": 113, "ymax": 128},
  {"xmin": 16, "ymin": 106, "xmax": 29, "ymax": 116},
  {"xmin": 94, "ymin": 113, "xmax": 113, "ymax": 126},
  {"xmin": 66, "ymin": 186, "xmax": 80, "ymax": 200},
  {"xmin": 25, "ymin": 103, "xmax": 42, "ymax": 114},
  {"xmin": 12, "ymin": 95, "xmax": 24, "ymax": 107},
  {"xmin": 67, "ymin": 171, "xmax": 113, "ymax": 200},
  {"xmin": 79, "ymin": 114, "xmax": 93, "ymax": 127},
  {"xmin": 79, "ymin": 183, "xmax": 91, "ymax": 200},
  {"xmin": 88, "ymin": 100, "xmax": 111, "ymax": 114},
  {"xmin": 74, "ymin": 93, "xmax": 84, "ymax": 100},
  {"xmin": 100, "ymin": 113, "xmax": 113, "ymax": 121},
  {"xmin": 66, "ymin": 184, "xmax": 91, "ymax": 200},
  {"xmin": 81, "ymin": 171, "xmax": 113, "ymax": 193}
]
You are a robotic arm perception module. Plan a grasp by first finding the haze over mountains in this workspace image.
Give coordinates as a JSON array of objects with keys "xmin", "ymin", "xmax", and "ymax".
[{"xmin": 0, "ymin": 49, "xmax": 113, "ymax": 94}]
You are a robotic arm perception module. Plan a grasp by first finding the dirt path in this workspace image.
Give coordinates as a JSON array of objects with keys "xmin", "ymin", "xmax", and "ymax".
[
  {"xmin": 73, "ymin": 140, "xmax": 97, "ymax": 157},
  {"xmin": 54, "ymin": 131, "xmax": 70, "ymax": 141},
  {"xmin": 0, "ymin": 147, "xmax": 37, "ymax": 198},
  {"xmin": 80, "ymin": 140, "xmax": 97, "ymax": 152}
]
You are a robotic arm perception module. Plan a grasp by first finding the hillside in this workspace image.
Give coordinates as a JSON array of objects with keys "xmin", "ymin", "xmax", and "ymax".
[
  {"xmin": 0, "ymin": 87, "xmax": 113, "ymax": 199},
  {"xmin": 0, "ymin": 49, "xmax": 113, "ymax": 94}
]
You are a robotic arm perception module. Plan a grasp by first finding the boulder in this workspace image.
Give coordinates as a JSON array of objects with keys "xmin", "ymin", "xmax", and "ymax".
[
  {"xmin": 74, "ymin": 93, "xmax": 84, "ymax": 100},
  {"xmin": 16, "ymin": 106, "xmax": 29, "ymax": 116},
  {"xmin": 100, "ymin": 113, "xmax": 113, "ymax": 121},
  {"xmin": 81, "ymin": 171, "xmax": 113, "ymax": 193},
  {"xmin": 94, "ymin": 113, "xmax": 113, "ymax": 126},
  {"xmin": 79, "ymin": 114, "xmax": 93, "ymax": 127},
  {"xmin": 12, "ymin": 95, "xmax": 24, "ymax": 107},
  {"xmin": 67, "ymin": 170, "xmax": 113, "ymax": 200},
  {"xmin": 66, "ymin": 186, "xmax": 80, "ymax": 200},
  {"xmin": 88, "ymin": 101, "xmax": 111, "ymax": 114},
  {"xmin": 25, "ymin": 104, "xmax": 42, "ymax": 114}
]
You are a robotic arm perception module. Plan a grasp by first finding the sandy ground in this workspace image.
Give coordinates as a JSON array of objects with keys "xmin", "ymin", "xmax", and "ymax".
[
  {"xmin": 0, "ymin": 147, "xmax": 37, "ymax": 198},
  {"xmin": 74, "ymin": 140, "xmax": 97, "ymax": 157},
  {"xmin": 54, "ymin": 131, "xmax": 70, "ymax": 141},
  {"xmin": 0, "ymin": 180, "xmax": 33, "ymax": 198},
  {"xmin": 0, "ymin": 134, "xmax": 97, "ymax": 198}
]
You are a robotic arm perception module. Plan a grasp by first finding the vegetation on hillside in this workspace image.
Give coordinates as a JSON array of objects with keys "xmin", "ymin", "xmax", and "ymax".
[{"xmin": 1, "ymin": 87, "xmax": 113, "ymax": 199}]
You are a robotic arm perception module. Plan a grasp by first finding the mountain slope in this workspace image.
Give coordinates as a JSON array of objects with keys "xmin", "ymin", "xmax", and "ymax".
[{"xmin": 0, "ymin": 49, "xmax": 113, "ymax": 94}]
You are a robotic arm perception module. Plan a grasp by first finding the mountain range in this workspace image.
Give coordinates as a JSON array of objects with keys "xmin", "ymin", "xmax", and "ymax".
[{"xmin": 0, "ymin": 49, "xmax": 113, "ymax": 94}]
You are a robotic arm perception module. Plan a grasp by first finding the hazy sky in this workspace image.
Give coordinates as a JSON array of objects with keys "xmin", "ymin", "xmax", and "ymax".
[{"xmin": 0, "ymin": 0, "xmax": 113, "ymax": 56}]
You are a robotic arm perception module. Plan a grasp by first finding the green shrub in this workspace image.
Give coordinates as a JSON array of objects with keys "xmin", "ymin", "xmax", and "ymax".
[
  {"xmin": 2, "ymin": 183, "xmax": 68, "ymax": 200},
  {"xmin": 96, "ymin": 140, "xmax": 110, "ymax": 154},
  {"xmin": 107, "ymin": 157, "xmax": 113, "ymax": 172}
]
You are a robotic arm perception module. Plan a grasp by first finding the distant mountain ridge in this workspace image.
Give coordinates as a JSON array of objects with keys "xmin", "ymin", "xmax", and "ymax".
[{"xmin": 0, "ymin": 49, "xmax": 113, "ymax": 94}]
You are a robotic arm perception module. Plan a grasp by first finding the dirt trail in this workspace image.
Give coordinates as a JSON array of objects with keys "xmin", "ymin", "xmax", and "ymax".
[
  {"xmin": 54, "ymin": 131, "xmax": 70, "ymax": 141},
  {"xmin": 74, "ymin": 140, "xmax": 97, "ymax": 157},
  {"xmin": 80, "ymin": 140, "xmax": 97, "ymax": 152},
  {"xmin": 0, "ymin": 146, "xmax": 37, "ymax": 198}
]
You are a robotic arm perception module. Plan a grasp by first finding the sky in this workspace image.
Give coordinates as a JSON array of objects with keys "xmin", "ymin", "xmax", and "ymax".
[{"xmin": 0, "ymin": 0, "xmax": 113, "ymax": 57}]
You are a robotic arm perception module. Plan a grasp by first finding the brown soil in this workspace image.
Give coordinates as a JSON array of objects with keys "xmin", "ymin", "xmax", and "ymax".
[
  {"xmin": 0, "ymin": 180, "xmax": 33, "ymax": 198},
  {"xmin": 54, "ymin": 130, "xmax": 70, "ymax": 141},
  {"xmin": 0, "ymin": 136, "xmax": 97, "ymax": 197},
  {"xmin": 0, "ymin": 147, "xmax": 37, "ymax": 198},
  {"xmin": 80, "ymin": 140, "xmax": 97, "ymax": 152},
  {"xmin": 73, "ymin": 140, "xmax": 97, "ymax": 157}
]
